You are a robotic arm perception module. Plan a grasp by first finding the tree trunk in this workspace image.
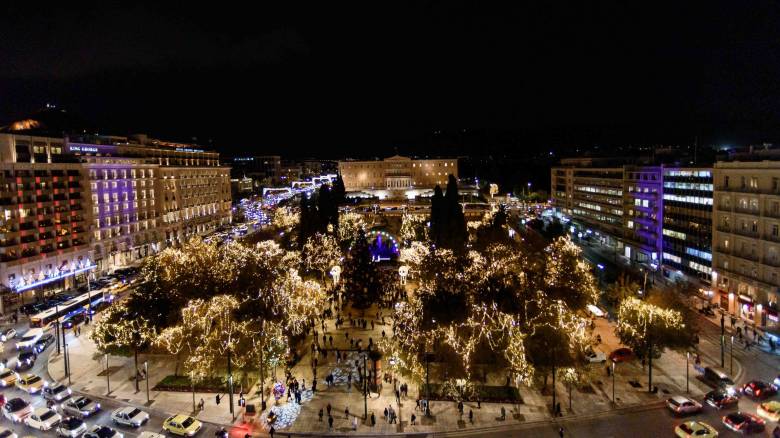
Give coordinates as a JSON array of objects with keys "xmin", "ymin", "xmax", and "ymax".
[{"xmin": 174, "ymin": 351, "xmax": 181, "ymax": 377}]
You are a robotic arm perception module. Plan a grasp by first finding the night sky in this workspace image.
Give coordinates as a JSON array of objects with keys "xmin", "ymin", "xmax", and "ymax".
[{"xmin": 2, "ymin": 2, "xmax": 780, "ymax": 158}]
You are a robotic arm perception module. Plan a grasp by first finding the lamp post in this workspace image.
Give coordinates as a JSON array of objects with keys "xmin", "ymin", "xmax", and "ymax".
[
  {"xmin": 62, "ymin": 322, "xmax": 70, "ymax": 385},
  {"xmin": 227, "ymin": 350, "xmax": 234, "ymax": 421},
  {"xmin": 425, "ymin": 351, "xmax": 432, "ymax": 417},
  {"xmin": 398, "ymin": 266, "xmax": 409, "ymax": 286},
  {"xmin": 86, "ymin": 271, "xmax": 92, "ymax": 323},
  {"xmin": 685, "ymin": 352, "xmax": 690, "ymax": 394},
  {"xmin": 720, "ymin": 313, "xmax": 725, "ymax": 367},
  {"xmin": 730, "ymin": 335, "xmax": 734, "ymax": 375},
  {"xmin": 363, "ymin": 353, "xmax": 368, "ymax": 421},
  {"xmin": 144, "ymin": 361, "xmax": 150, "ymax": 404},
  {"xmin": 611, "ymin": 361, "xmax": 616, "ymax": 403},
  {"xmin": 55, "ymin": 302, "xmax": 61, "ymax": 355},
  {"xmin": 330, "ymin": 266, "xmax": 341, "ymax": 305},
  {"xmin": 105, "ymin": 354, "xmax": 111, "ymax": 395}
]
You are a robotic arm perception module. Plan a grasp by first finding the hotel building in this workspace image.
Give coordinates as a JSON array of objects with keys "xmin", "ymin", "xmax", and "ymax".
[
  {"xmin": 552, "ymin": 159, "xmax": 713, "ymax": 282},
  {"xmin": 339, "ymin": 155, "xmax": 458, "ymax": 199},
  {"xmin": 712, "ymin": 161, "xmax": 780, "ymax": 329},
  {"xmin": 0, "ymin": 132, "xmax": 231, "ymax": 309}
]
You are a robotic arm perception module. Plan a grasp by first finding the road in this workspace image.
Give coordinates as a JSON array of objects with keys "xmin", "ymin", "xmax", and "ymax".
[{"xmin": 0, "ymin": 322, "xmax": 241, "ymax": 437}]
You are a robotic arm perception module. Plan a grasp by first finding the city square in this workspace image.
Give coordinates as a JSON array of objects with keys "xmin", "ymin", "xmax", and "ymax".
[{"xmin": 2, "ymin": 3, "xmax": 780, "ymax": 438}]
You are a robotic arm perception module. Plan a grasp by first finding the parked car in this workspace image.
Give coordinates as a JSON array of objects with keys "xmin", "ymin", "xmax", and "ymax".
[
  {"xmin": 15, "ymin": 374, "xmax": 45, "ymax": 394},
  {"xmin": 34, "ymin": 333, "xmax": 55, "ymax": 354},
  {"xmin": 162, "ymin": 414, "xmax": 202, "ymax": 436},
  {"xmin": 0, "ymin": 370, "xmax": 16, "ymax": 387},
  {"xmin": 585, "ymin": 348, "xmax": 606, "ymax": 363},
  {"xmin": 703, "ymin": 367, "xmax": 736, "ymax": 392},
  {"xmin": 773, "ymin": 375, "xmax": 780, "ymax": 388},
  {"xmin": 24, "ymin": 407, "xmax": 62, "ymax": 431},
  {"xmin": 56, "ymin": 417, "xmax": 88, "ymax": 437},
  {"xmin": 84, "ymin": 424, "xmax": 123, "ymax": 438},
  {"xmin": 15, "ymin": 351, "xmax": 36, "ymax": 371},
  {"xmin": 667, "ymin": 396, "xmax": 703, "ymax": 416},
  {"xmin": 705, "ymin": 388, "xmax": 739, "ymax": 409},
  {"xmin": 741, "ymin": 380, "xmax": 777, "ymax": 399},
  {"xmin": 758, "ymin": 401, "xmax": 780, "ymax": 422},
  {"xmin": 722, "ymin": 412, "xmax": 765, "ymax": 434},
  {"xmin": 608, "ymin": 347, "xmax": 634, "ymax": 363},
  {"xmin": 43, "ymin": 383, "xmax": 72, "ymax": 402},
  {"xmin": 111, "ymin": 407, "xmax": 149, "ymax": 427},
  {"xmin": 62, "ymin": 396, "xmax": 100, "ymax": 419},
  {"xmin": 0, "ymin": 328, "xmax": 17, "ymax": 342},
  {"xmin": 0, "ymin": 428, "xmax": 16, "ymax": 438},
  {"xmin": 2, "ymin": 398, "xmax": 30, "ymax": 423},
  {"xmin": 674, "ymin": 421, "xmax": 718, "ymax": 438}
]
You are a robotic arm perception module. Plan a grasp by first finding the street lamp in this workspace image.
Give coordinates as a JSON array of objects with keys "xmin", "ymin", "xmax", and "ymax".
[
  {"xmin": 730, "ymin": 335, "xmax": 734, "ymax": 375},
  {"xmin": 720, "ymin": 313, "xmax": 725, "ymax": 367},
  {"xmin": 685, "ymin": 352, "xmax": 690, "ymax": 394},
  {"xmin": 144, "ymin": 361, "xmax": 150, "ymax": 404},
  {"xmin": 105, "ymin": 354, "xmax": 111, "ymax": 395},
  {"xmin": 611, "ymin": 361, "xmax": 616, "ymax": 403},
  {"xmin": 330, "ymin": 265, "xmax": 341, "ymax": 304}
]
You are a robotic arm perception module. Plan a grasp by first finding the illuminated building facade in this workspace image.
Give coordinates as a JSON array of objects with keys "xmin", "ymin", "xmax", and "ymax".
[
  {"xmin": 552, "ymin": 159, "xmax": 713, "ymax": 279},
  {"xmin": 339, "ymin": 155, "xmax": 458, "ymax": 199},
  {"xmin": 712, "ymin": 161, "xmax": 780, "ymax": 329},
  {"xmin": 0, "ymin": 132, "xmax": 232, "ymax": 305}
]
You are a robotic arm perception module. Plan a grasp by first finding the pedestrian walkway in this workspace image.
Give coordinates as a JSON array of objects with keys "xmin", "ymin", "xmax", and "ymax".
[{"xmin": 48, "ymin": 299, "xmax": 720, "ymax": 437}]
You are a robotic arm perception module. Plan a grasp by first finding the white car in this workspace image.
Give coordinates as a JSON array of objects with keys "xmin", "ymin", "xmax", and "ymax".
[
  {"xmin": 85, "ymin": 425, "xmax": 123, "ymax": 438},
  {"xmin": 585, "ymin": 348, "xmax": 606, "ymax": 363},
  {"xmin": 138, "ymin": 433, "xmax": 165, "ymax": 438},
  {"xmin": 56, "ymin": 417, "xmax": 88, "ymax": 437},
  {"xmin": 14, "ymin": 329, "xmax": 42, "ymax": 350},
  {"xmin": 2, "ymin": 398, "xmax": 31, "ymax": 423},
  {"xmin": 24, "ymin": 407, "xmax": 61, "ymax": 431},
  {"xmin": 0, "ymin": 328, "xmax": 17, "ymax": 342},
  {"xmin": 667, "ymin": 395, "xmax": 703, "ymax": 415},
  {"xmin": 110, "ymin": 407, "xmax": 149, "ymax": 427}
]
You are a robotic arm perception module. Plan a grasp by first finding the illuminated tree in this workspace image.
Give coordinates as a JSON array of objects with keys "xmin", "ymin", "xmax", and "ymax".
[
  {"xmin": 543, "ymin": 237, "xmax": 599, "ymax": 311},
  {"xmin": 399, "ymin": 213, "xmax": 427, "ymax": 245},
  {"xmin": 303, "ymin": 233, "xmax": 341, "ymax": 281},
  {"xmin": 341, "ymin": 228, "xmax": 383, "ymax": 309},
  {"xmin": 338, "ymin": 212, "xmax": 365, "ymax": 244},
  {"xmin": 272, "ymin": 206, "xmax": 299, "ymax": 233},
  {"xmin": 616, "ymin": 297, "xmax": 686, "ymax": 390},
  {"xmin": 398, "ymin": 241, "xmax": 429, "ymax": 278},
  {"xmin": 91, "ymin": 302, "xmax": 156, "ymax": 391}
]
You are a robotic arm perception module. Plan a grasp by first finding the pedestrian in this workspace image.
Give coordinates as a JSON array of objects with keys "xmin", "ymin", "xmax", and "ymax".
[
  {"xmin": 382, "ymin": 330, "xmax": 386, "ymax": 338},
  {"xmin": 319, "ymin": 408, "xmax": 323, "ymax": 421},
  {"xmin": 199, "ymin": 398, "xmax": 205, "ymax": 411},
  {"xmin": 302, "ymin": 378, "xmax": 306, "ymax": 390},
  {"xmin": 469, "ymin": 409, "xmax": 473, "ymax": 423},
  {"xmin": 323, "ymin": 334, "xmax": 326, "ymax": 345},
  {"xmin": 327, "ymin": 403, "xmax": 332, "ymax": 416},
  {"xmin": 500, "ymin": 406, "xmax": 506, "ymax": 420},
  {"xmin": 371, "ymin": 320, "xmax": 375, "ymax": 330},
  {"xmin": 396, "ymin": 389, "xmax": 400, "ymax": 404},
  {"xmin": 345, "ymin": 406, "xmax": 350, "ymax": 418},
  {"xmin": 313, "ymin": 378, "xmax": 317, "ymax": 393},
  {"xmin": 384, "ymin": 407, "xmax": 389, "ymax": 422},
  {"xmin": 352, "ymin": 415, "xmax": 358, "ymax": 430},
  {"xmin": 415, "ymin": 399, "xmax": 420, "ymax": 411},
  {"xmin": 328, "ymin": 415, "xmax": 333, "ymax": 430},
  {"xmin": 329, "ymin": 335, "xmax": 333, "ymax": 347},
  {"xmin": 606, "ymin": 365, "xmax": 611, "ymax": 377},
  {"xmin": 411, "ymin": 413, "xmax": 416, "ymax": 425},
  {"xmin": 371, "ymin": 412, "xmax": 376, "ymax": 426},
  {"xmin": 556, "ymin": 402, "xmax": 561, "ymax": 416},
  {"xmin": 477, "ymin": 398, "xmax": 481, "ymax": 409},
  {"xmin": 269, "ymin": 426, "xmax": 275, "ymax": 438},
  {"xmin": 559, "ymin": 426, "xmax": 565, "ymax": 437}
]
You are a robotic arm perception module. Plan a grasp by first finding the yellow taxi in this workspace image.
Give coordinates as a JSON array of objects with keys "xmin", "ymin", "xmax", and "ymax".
[
  {"xmin": 15, "ymin": 374, "xmax": 45, "ymax": 394},
  {"xmin": 0, "ymin": 369, "xmax": 17, "ymax": 387},
  {"xmin": 675, "ymin": 420, "xmax": 718, "ymax": 438},
  {"xmin": 758, "ymin": 400, "xmax": 780, "ymax": 422},
  {"xmin": 162, "ymin": 414, "xmax": 202, "ymax": 436}
]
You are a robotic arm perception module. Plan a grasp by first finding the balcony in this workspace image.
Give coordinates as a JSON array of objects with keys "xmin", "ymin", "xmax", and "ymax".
[
  {"xmin": 734, "ymin": 207, "xmax": 760, "ymax": 216},
  {"xmin": 732, "ymin": 252, "xmax": 759, "ymax": 262}
]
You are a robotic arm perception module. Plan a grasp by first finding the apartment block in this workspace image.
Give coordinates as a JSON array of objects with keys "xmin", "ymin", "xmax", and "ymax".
[{"xmin": 712, "ymin": 161, "xmax": 780, "ymax": 329}]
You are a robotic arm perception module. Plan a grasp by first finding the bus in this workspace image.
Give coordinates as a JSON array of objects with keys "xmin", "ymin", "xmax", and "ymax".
[{"xmin": 29, "ymin": 292, "xmax": 107, "ymax": 331}]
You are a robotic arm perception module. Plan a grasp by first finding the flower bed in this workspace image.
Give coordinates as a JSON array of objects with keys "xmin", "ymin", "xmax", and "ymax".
[{"xmin": 419, "ymin": 383, "xmax": 523, "ymax": 403}]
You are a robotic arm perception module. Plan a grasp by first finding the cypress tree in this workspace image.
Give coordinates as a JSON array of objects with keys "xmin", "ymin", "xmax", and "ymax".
[{"xmin": 429, "ymin": 185, "xmax": 445, "ymax": 247}]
